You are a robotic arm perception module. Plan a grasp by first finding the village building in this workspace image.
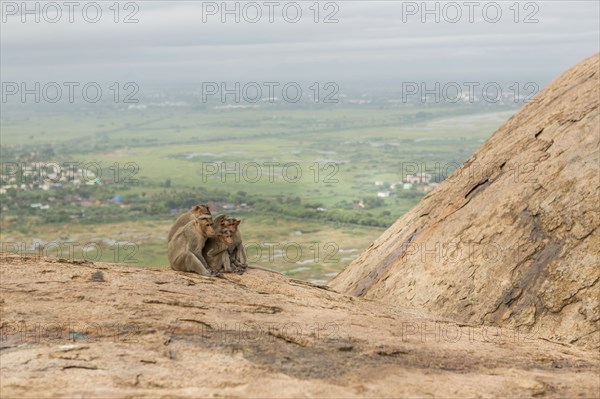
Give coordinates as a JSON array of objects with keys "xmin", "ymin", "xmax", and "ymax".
[{"xmin": 405, "ymin": 173, "xmax": 432, "ymax": 184}]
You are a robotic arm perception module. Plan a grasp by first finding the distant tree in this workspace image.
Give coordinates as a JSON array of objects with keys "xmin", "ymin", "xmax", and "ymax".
[{"xmin": 363, "ymin": 196, "xmax": 384, "ymax": 208}]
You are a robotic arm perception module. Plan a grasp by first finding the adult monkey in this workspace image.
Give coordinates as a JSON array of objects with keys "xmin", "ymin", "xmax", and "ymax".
[
  {"xmin": 167, "ymin": 204, "xmax": 211, "ymax": 242},
  {"xmin": 168, "ymin": 215, "xmax": 218, "ymax": 276}
]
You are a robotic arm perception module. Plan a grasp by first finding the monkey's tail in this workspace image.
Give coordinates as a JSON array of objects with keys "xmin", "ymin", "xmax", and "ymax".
[{"xmin": 246, "ymin": 265, "xmax": 282, "ymax": 274}]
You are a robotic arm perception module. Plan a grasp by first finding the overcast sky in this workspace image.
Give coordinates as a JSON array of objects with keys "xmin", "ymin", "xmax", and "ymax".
[{"xmin": 1, "ymin": 1, "xmax": 599, "ymax": 87}]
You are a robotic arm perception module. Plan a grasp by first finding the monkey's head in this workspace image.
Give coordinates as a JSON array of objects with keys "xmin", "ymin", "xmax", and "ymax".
[
  {"xmin": 220, "ymin": 228, "xmax": 234, "ymax": 246},
  {"xmin": 212, "ymin": 214, "xmax": 231, "ymax": 233},
  {"xmin": 195, "ymin": 216, "xmax": 215, "ymax": 237},
  {"xmin": 219, "ymin": 217, "xmax": 230, "ymax": 228},
  {"xmin": 191, "ymin": 204, "xmax": 211, "ymax": 216},
  {"xmin": 227, "ymin": 218, "xmax": 241, "ymax": 233}
]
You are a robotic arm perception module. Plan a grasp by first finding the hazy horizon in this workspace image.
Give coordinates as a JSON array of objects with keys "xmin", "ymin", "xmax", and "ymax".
[{"xmin": 2, "ymin": 1, "xmax": 598, "ymax": 87}]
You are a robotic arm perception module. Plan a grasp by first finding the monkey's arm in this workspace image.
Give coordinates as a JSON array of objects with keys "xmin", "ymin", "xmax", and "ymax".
[
  {"xmin": 229, "ymin": 246, "xmax": 242, "ymax": 266},
  {"xmin": 185, "ymin": 232, "xmax": 216, "ymax": 274},
  {"xmin": 236, "ymin": 243, "xmax": 248, "ymax": 266},
  {"xmin": 229, "ymin": 233, "xmax": 248, "ymax": 268},
  {"xmin": 227, "ymin": 244, "xmax": 246, "ymax": 272},
  {"xmin": 192, "ymin": 248, "xmax": 214, "ymax": 273},
  {"xmin": 182, "ymin": 251, "xmax": 213, "ymax": 276},
  {"xmin": 221, "ymin": 251, "xmax": 233, "ymax": 273},
  {"xmin": 169, "ymin": 238, "xmax": 213, "ymax": 276},
  {"xmin": 206, "ymin": 242, "xmax": 234, "ymax": 273},
  {"xmin": 205, "ymin": 241, "xmax": 228, "ymax": 258}
]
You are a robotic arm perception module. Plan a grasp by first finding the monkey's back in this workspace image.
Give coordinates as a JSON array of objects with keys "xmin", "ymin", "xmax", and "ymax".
[
  {"xmin": 167, "ymin": 211, "xmax": 194, "ymax": 243},
  {"xmin": 167, "ymin": 221, "xmax": 206, "ymax": 268}
]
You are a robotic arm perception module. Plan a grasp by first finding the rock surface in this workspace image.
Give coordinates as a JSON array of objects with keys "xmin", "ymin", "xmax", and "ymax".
[
  {"xmin": 1, "ymin": 254, "xmax": 599, "ymax": 397},
  {"xmin": 329, "ymin": 54, "xmax": 600, "ymax": 349}
]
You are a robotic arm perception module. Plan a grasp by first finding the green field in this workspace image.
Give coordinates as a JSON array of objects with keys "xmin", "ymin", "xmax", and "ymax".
[{"xmin": 1, "ymin": 103, "xmax": 516, "ymax": 282}]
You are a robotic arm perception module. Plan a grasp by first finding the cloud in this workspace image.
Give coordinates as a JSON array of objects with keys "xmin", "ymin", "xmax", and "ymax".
[{"xmin": 1, "ymin": 1, "xmax": 598, "ymax": 83}]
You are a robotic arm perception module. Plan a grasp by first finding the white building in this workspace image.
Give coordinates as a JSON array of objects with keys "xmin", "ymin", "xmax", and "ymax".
[{"xmin": 405, "ymin": 173, "xmax": 432, "ymax": 184}]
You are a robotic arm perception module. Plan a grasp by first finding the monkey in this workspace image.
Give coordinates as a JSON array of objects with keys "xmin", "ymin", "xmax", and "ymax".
[
  {"xmin": 203, "ymin": 228, "xmax": 235, "ymax": 273},
  {"xmin": 204, "ymin": 215, "xmax": 278, "ymax": 275},
  {"xmin": 226, "ymin": 217, "xmax": 248, "ymax": 273},
  {"xmin": 168, "ymin": 215, "xmax": 217, "ymax": 276},
  {"xmin": 211, "ymin": 214, "xmax": 231, "ymax": 235},
  {"xmin": 167, "ymin": 204, "xmax": 211, "ymax": 243}
]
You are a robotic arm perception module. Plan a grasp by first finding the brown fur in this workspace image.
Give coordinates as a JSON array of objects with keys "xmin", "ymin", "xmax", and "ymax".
[
  {"xmin": 227, "ymin": 218, "xmax": 248, "ymax": 272},
  {"xmin": 167, "ymin": 204, "xmax": 211, "ymax": 242},
  {"xmin": 203, "ymin": 228, "xmax": 234, "ymax": 273},
  {"xmin": 168, "ymin": 215, "xmax": 216, "ymax": 276},
  {"xmin": 211, "ymin": 214, "xmax": 231, "ymax": 235}
]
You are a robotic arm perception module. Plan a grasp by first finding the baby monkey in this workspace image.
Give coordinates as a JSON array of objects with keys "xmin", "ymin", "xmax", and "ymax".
[{"xmin": 203, "ymin": 227, "xmax": 236, "ymax": 274}]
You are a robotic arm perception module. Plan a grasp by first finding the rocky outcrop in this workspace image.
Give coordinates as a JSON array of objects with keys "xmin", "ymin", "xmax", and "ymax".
[
  {"xmin": 1, "ymin": 254, "xmax": 599, "ymax": 397},
  {"xmin": 329, "ymin": 54, "xmax": 600, "ymax": 349}
]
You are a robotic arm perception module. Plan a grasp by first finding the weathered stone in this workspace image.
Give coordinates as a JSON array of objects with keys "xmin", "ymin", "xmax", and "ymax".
[
  {"xmin": 330, "ymin": 53, "xmax": 600, "ymax": 349},
  {"xmin": 0, "ymin": 254, "xmax": 598, "ymax": 397}
]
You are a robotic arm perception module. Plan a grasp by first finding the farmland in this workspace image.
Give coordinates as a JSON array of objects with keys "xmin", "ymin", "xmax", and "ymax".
[{"xmin": 1, "ymin": 99, "xmax": 517, "ymax": 283}]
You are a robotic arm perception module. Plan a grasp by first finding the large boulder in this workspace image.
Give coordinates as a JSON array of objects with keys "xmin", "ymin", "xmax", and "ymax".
[{"xmin": 330, "ymin": 54, "xmax": 600, "ymax": 349}]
